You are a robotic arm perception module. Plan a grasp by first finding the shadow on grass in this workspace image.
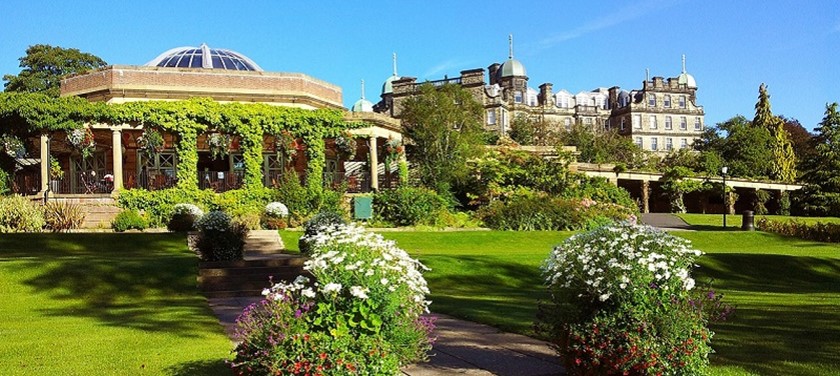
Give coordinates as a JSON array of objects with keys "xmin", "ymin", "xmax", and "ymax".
[
  {"xmin": 696, "ymin": 253, "xmax": 840, "ymax": 294},
  {"xmin": 419, "ymin": 255, "xmax": 547, "ymax": 336},
  {"xmin": 2, "ymin": 233, "xmax": 221, "ymax": 337},
  {"xmin": 165, "ymin": 359, "xmax": 231, "ymax": 376}
]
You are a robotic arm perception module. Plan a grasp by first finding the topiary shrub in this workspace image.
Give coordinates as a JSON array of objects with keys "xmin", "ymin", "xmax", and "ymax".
[
  {"xmin": 298, "ymin": 211, "xmax": 348, "ymax": 254},
  {"xmin": 373, "ymin": 186, "xmax": 450, "ymax": 227},
  {"xmin": 195, "ymin": 210, "xmax": 247, "ymax": 261},
  {"xmin": 232, "ymin": 223, "xmax": 434, "ymax": 375},
  {"xmin": 0, "ymin": 195, "xmax": 45, "ymax": 232},
  {"xmin": 537, "ymin": 224, "xmax": 715, "ymax": 375},
  {"xmin": 167, "ymin": 203, "xmax": 204, "ymax": 232},
  {"xmin": 43, "ymin": 201, "xmax": 86, "ymax": 232},
  {"xmin": 111, "ymin": 209, "xmax": 148, "ymax": 232}
]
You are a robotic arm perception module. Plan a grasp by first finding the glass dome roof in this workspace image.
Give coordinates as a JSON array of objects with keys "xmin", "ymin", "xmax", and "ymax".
[{"xmin": 145, "ymin": 44, "xmax": 263, "ymax": 71}]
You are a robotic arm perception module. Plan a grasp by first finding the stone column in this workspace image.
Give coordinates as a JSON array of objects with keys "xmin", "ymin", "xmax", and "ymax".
[
  {"xmin": 111, "ymin": 129, "xmax": 123, "ymax": 191},
  {"xmin": 368, "ymin": 136, "xmax": 379, "ymax": 192},
  {"xmin": 39, "ymin": 133, "xmax": 49, "ymax": 194},
  {"xmin": 641, "ymin": 180, "xmax": 650, "ymax": 214}
]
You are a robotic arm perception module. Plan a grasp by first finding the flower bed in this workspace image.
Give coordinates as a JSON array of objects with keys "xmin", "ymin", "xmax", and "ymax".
[
  {"xmin": 537, "ymin": 224, "xmax": 713, "ymax": 375},
  {"xmin": 232, "ymin": 223, "xmax": 434, "ymax": 375}
]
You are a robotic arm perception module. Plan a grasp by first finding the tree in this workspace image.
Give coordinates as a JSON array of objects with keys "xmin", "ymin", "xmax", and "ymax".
[
  {"xmin": 701, "ymin": 116, "xmax": 774, "ymax": 179},
  {"xmin": 752, "ymin": 84, "xmax": 796, "ymax": 182},
  {"xmin": 3, "ymin": 44, "xmax": 107, "ymax": 97},
  {"xmin": 509, "ymin": 114, "xmax": 561, "ymax": 146},
  {"xmin": 560, "ymin": 123, "xmax": 642, "ymax": 166},
  {"xmin": 797, "ymin": 102, "xmax": 840, "ymax": 216},
  {"xmin": 779, "ymin": 115, "xmax": 816, "ymax": 169},
  {"xmin": 400, "ymin": 83, "xmax": 485, "ymax": 192}
]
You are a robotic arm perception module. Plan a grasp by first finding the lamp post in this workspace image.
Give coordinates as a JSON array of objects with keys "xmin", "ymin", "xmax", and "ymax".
[{"xmin": 721, "ymin": 166, "xmax": 728, "ymax": 228}]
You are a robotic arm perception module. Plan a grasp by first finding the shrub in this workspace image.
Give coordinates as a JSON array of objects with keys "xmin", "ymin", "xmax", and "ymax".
[
  {"xmin": 111, "ymin": 209, "xmax": 148, "ymax": 232},
  {"xmin": 374, "ymin": 186, "xmax": 449, "ymax": 227},
  {"xmin": 477, "ymin": 190, "xmax": 583, "ymax": 231},
  {"xmin": 167, "ymin": 203, "xmax": 203, "ymax": 232},
  {"xmin": 232, "ymin": 223, "xmax": 434, "ymax": 375},
  {"xmin": 298, "ymin": 211, "xmax": 348, "ymax": 254},
  {"xmin": 0, "ymin": 195, "xmax": 45, "ymax": 232},
  {"xmin": 537, "ymin": 224, "xmax": 714, "ymax": 375},
  {"xmin": 563, "ymin": 175, "xmax": 637, "ymax": 212},
  {"xmin": 118, "ymin": 188, "xmax": 215, "ymax": 227},
  {"xmin": 264, "ymin": 202, "xmax": 289, "ymax": 218},
  {"xmin": 195, "ymin": 210, "xmax": 247, "ymax": 261},
  {"xmin": 757, "ymin": 217, "xmax": 840, "ymax": 243},
  {"xmin": 44, "ymin": 201, "xmax": 86, "ymax": 232}
]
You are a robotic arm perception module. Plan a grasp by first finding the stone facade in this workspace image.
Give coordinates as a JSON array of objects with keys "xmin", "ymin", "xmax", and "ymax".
[{"xmin": 375, "ymin": 57, "xmax": 704, "ymax": 153}]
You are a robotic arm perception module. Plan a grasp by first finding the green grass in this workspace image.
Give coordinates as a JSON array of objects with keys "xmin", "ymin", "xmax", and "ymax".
[
  {"xmin": 320, "ymin": 229, "xmax": 840, "ymax": 376},
  {"xmin": 0, "ymin": 233, "xmax": 233, "ymax": 375},
  {"xmin": 677, "ymin": 213, "xmax": 840, "ymax": 229}
]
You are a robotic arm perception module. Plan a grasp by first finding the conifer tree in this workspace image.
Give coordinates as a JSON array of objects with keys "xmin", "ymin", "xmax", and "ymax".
[
  {"xmin": 754, "ymin": 84, "xmax": 797, "ymax": 181},
  {"xmin": 799, "ymin": 103, "xmax": 840, "ymax": 215}
]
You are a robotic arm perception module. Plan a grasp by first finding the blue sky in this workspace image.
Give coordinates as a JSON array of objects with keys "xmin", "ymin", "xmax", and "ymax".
[{"xmin": 1, "ymin": 1, "xmax": 838, "ymax": 130}]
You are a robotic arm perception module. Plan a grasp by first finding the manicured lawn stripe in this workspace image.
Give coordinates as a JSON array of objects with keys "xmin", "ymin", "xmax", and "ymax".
[
  {"xmin": 0, "ymin": 233, "xmax": 233, "ymax": 376},
  {"xmin": 363, "ymin": 229, "xmax": 840, "ymax": 376}
]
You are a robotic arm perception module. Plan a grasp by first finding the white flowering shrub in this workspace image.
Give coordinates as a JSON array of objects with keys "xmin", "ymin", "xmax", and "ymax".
[
  {"xmin": 232, "ymin": 223, "xmax": 434, "ymax": 375},
  {"xmin": 537, "ymin": 224, "xmax": 713, "ymax": 375},
  {"xmin": 194, "ymin": 210, "xmax": 247, "ymax": 261},
  {"xmin": 264, "ymin": 202, "xmax": 289, "ymax": 218},
  {"xmin": 168, "ymin": 203, "xmax": 204, "ymax": 232}
]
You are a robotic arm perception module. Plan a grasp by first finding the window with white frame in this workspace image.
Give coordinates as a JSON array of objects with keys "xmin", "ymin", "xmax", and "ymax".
[
  {"xmin": 649, "ymin": 115, "xmax": 658, "ymax": 130},
  {"xmin": 694, "ymin": 117, "xmax": 702, "ymax": 130},
  {"xmin": 650, "ymin": 137, "xmax": 658, "ymax": 151},
  {"xmin": 486, "ymin": 109, "xmax": 496, "ymax": 125},
  {"xmin": 648, "ymin": 94, "xmax": 656, "ymax": 107},
  {"xmin": 633, "ymin": 114, "xmax": 642, "ymax": 129},
  {"xmin": 635, "ymin": 137, "xmax": 643, "ymax": 148},
  {"xmin": 666, "ymin": 138, "xmax": 673, "ymax": 151},
  {"xmin": 665, "ymin": 116, "xmax": 673, "ymax": 130},
  {"xmin": 664, "ymin": 95, "xmax": 671, "ymax": 108},
  {"xmin": 564, "ymin": 118, "xmax": 571, "ymax": 131},
  {"xmin": 514, "ymin": 91, "xmax": 523, "ymax": 103},
  {"xmin": 585, "ymin": 117, "xmax": 593, "ymax": 125},
  {"xmin": 680, "ymin": 138, "xmax": 688, "ymax": 149},
  {"xmin": 679, "ymin": 96, "xmax": 686, "ymax": 108},
  {"xmin": 680, "ymin": 116, "xmax": 687, "ymax": 130}
]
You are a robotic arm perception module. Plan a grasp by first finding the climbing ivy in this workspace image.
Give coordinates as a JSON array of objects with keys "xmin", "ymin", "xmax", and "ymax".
[{"xmin": 0, "ymin": 92, "xmax": 362, "ymax": 194}]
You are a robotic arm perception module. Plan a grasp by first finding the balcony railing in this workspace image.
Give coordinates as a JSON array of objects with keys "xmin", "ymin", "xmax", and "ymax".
[
  {"xmin": 12, "ymin": 172, "xmax": 41, "ymax": 195},
  {"xmin": 199, "ymin": 170, "xmax": 244, "ymax": 192},
  {"xmin": 137, "ymin": 171, "xmax": 178, "ymax": 191}
]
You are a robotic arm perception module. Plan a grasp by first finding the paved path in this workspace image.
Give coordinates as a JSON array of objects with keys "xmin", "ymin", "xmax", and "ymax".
[
  {"xmin": 207, "ymin": 297, "xmax": 565, "ymax": 376},
  {"xmin": 640, "ymin": 213, "xmax": 693, "ymax": 230}
]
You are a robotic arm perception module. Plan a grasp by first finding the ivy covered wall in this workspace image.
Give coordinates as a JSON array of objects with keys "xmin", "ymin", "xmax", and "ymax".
[{"xmin": 0, "ymin": 92, "xmax": 363, "ymax": 192}]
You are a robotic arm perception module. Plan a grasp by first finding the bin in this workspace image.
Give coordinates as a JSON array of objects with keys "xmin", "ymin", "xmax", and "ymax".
[{"xmin": 354, "ymin": 196, "xmax": 373, "ymax": 220}]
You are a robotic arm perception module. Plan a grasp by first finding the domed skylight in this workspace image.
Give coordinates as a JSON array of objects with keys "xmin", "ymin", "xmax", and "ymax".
[{"xmin": 145, "ymin": 44, "xmax": 263, "ymax": 71}]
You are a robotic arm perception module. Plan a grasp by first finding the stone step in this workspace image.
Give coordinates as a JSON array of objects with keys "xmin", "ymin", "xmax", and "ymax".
[
  {"xmin": 199, "ymin": 256, "xmax": 306, "ymax": 269},
  {"xmin": 199, "ymin": 265, "xmax": 305, "ymax": 277}
]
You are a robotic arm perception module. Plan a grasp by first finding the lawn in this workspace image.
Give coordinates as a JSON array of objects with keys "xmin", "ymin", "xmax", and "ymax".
[
  {"xmin": 290, "ymin": 229, "xmax": 840, "ymax": 376},
  {"xmin": 0, "ymin": 233, "xmax": 233, "ymax": 376}
]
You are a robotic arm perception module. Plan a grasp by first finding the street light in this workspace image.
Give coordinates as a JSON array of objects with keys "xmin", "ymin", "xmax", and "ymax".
[{"xmin": 721, "ymin": 166, "xmax": 729, "ymax": 228}]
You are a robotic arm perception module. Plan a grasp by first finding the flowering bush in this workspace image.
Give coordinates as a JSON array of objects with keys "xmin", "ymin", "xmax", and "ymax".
[
  {"xmin": 167, "ymin": 203, "xmax": 204, "ymax": 232},
  {"xmin": 195, "ymin": 210, "xmax": 247, "ymax": 261},
  {"xmin": 537, "ymin": 224, "xmax": 714, "ymax": 375},
  {"xmin": 298, "ymin": 211, "xmax": 348, "ymax": 254},
  {"xmin": 264, "ymin": 202, "xmax": 289, "ymax": 218},
  {"xmin": 1, "ymin": 134, "xmax": 24, "ymax": 157},
  {"xmin": 232, "ymin": 223, "xmax": 434, "ymax": 375}
]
